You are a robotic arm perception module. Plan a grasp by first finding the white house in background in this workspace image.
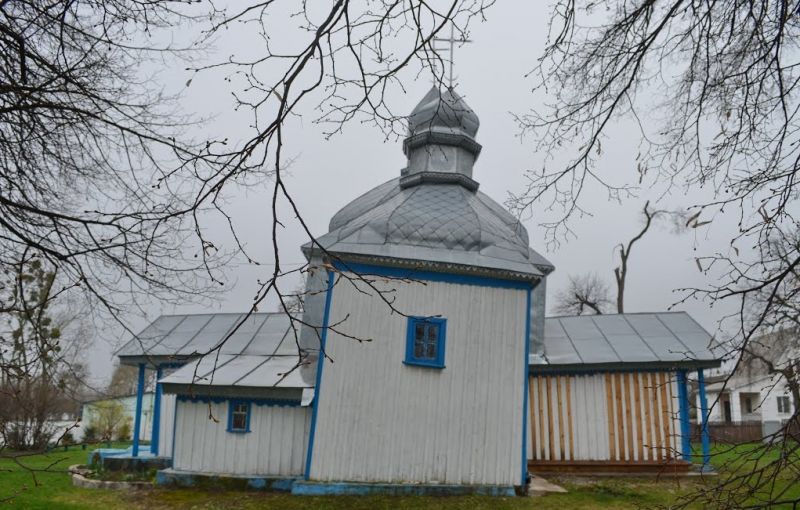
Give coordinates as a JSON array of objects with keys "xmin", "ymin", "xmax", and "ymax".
[
  {"xmin": 81, "ymin": 392, "xmax": 154, "ymax": 442},
  {"xmin": 698, "ymin": 328, "xmax": 797, "ymax": 431},
  {"xmin": 113, "ymin": 85, "xmax": 723, "ymax": 495}
]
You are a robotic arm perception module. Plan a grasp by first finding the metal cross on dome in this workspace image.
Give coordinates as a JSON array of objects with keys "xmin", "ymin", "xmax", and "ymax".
[{"xmin": 433, "ymin": 24, "xmax": 472, "ymax": 89}]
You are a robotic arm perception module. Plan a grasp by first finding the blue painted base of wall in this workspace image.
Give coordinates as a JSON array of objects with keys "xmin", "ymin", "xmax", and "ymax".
[
  {"xmin": 291, "ymin": 480, "xmax": 517, "ymax": 497},
  {"xmin": 156, "ymin": 468, "xmax": 297, "ymax": 492},
  {"xmin": 88, "ymin": 448, "xmax": 170, "ymax": 472}
]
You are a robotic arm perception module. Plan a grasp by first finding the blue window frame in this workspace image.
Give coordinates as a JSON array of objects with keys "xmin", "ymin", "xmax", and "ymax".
[
  {"xmin": 227, "ymin": 400, "xmax": 251, "ymax": 433},
  {"xmin": 404, "ymin": 317, "xmax": 446, "ymax": 368}
]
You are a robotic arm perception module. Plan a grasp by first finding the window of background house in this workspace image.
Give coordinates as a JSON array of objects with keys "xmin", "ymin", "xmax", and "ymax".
[{"xmin": 777, "ymin": 395, "xmax": 791, "ymax": 414}]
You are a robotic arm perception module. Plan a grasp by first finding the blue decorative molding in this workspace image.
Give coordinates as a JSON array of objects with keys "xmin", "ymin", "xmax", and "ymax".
[
  {"xmin": 175, "ymin": 395, "xmax": 301, "ymax": 407},
  {"xmin": 332, "ymin": 261, "xmax": 534, "ymax": 290},
  {"xmin": 304, "ymin": 270, "xmax": 336, "ymax": 480},
  {"xmin": 403, "ymin": 316, "xmax": 447, "ymax": 369}
]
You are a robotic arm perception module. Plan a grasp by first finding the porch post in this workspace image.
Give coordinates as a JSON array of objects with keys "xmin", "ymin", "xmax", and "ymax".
[
  {"xmin": 697, "ymin": 368, "xmax": 711, "ymax": 470},
  {"xmin": 132, "ymin": 363, "xmax": 146, "ymax": 457},
  {"xmin": 150, "ymin": 365, "xmax": 163, "ymax": 455},
  {"xmin": 676, "ymin": 370, "xmax": 692, "ymax": 461}
]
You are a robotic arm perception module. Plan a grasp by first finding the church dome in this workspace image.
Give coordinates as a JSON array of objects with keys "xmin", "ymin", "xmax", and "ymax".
[
  {"xmin": 304, "ymin": 87, "xmax": 553, "ymax": 280},
  {"xmin": 408, "ymin": 86, "xmax": 480, "ymax": 138}
]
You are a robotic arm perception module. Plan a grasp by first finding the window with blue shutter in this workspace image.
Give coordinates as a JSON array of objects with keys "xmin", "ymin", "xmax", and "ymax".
[{"xmin": 404, "ymin": 317, "xmax": 446, "ymax": 368}]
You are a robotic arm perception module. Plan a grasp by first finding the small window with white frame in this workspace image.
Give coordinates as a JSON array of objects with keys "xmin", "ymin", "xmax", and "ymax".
[
  {"xmin": 227, "ymin": 400, "xmax": 251, "ymax": 433},
  {"xmin": 777, "ymin": 395, "xmax": 791, "ymax": 414}
]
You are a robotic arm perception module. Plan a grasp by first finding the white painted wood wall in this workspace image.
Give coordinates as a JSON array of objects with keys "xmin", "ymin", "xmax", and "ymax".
[
  {"xmin": 158, "ymin": 394, "xmax": 176, "ymax": 457},
  {"xmin": 308, "ymin": 274, "xmax": 528, "ymax": 486},
  {"xmin": 172, "ymin": 399, "xmax": 311, "ymax": 476},
  {"xmin": 528, "ymin": 372, "xmax": 682, "ymax": 463}
]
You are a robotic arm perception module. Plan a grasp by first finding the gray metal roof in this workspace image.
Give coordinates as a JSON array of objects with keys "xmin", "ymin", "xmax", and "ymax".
[
  {"xmin": 537, "ymin": 312, "xmax": 722, "ymax": 370},
  {"xmin": 159, "ymin": 354, "xmax": 308, "ymax": 389},
  {"xmin": 408, "ymin": 86, "xmax": 479, "ymax": 138},
  {"xmin": 115, "ymin": 313, "xmax": 299, "ymax": 365},
  {"xmin": 302, "ymin": 86, "xmax": 553, "ymax": 280},
  {"xmin": 307, "ymin": 178, "xmax": 552, "ymax": 279}
]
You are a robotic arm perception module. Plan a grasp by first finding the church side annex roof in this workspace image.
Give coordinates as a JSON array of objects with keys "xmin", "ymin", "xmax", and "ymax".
[
  {"xmin": 536, "ymin": 312, "xmax": 723, "ymax": 372},
  {"xmin": 303, "ymin": 86, "xmax": 553, "ymax": 281}
]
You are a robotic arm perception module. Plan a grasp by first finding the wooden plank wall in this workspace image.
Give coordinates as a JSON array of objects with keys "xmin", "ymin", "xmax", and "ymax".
[{"xmin": 529, "ymin": 372, "xmax": 681, "ymax": 462}]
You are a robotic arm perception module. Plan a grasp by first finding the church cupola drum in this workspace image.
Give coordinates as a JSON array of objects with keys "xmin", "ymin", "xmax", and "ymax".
[{"xmin": 297, "ymin": 86, "xmax": 553, "ymax": 494}]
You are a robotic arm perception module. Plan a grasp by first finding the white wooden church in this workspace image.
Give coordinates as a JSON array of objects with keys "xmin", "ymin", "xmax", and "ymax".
[{"xmin": 114, "ymin": 86, "xmax": 721, "ymax": 495}]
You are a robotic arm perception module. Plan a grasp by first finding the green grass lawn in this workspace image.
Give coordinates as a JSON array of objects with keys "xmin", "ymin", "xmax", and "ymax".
[{"xmin": 0, "ymin": 443, "xmax": 797, "ymax": 509}]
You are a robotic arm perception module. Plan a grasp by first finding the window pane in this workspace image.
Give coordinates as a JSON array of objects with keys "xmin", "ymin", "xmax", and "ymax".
[
  {"xmin": 414, "ymin": 341, "xmax": 424, "ymax": 358},
  {"xmin": 426, "ymin": 342, "xmax": 436, "ymax": 359},
  {"xmin": 232, "ymin": 412, "xmax": 247, "ymax": 430},
  {"xmin": 427, "ymin": 324, "xmax": 438, "ymax": 342},
  {"xmin": 415, "ymin": 323, "xmax": 425, "ymax": 341},
  {"xmin": 235, "ymin": 403, "xmax": 248, "ymax": 414}
]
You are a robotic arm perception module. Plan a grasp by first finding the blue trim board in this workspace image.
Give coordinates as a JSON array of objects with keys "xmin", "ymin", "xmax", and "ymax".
[
  {"xmin": 677, "ymin": 370, "xmax": 692, "ymax": 461},
  {"xmin": 304, "ymin": 270, "xmax": 336, "ymax": 480},
  {"xmin": 175, "ymin": 395, "xmax": 301, "ymax": 407},
  {"xmin": 403, "ymin": 316, "xmax": 447, "ymax": 368},
  {"xmin": 291, "ymin": 481, "xmax": 516, "ymax": 497},
  {"xmin": 332, "ymin": 261, "xmax": 534, "ymax": 290},
  {"xmin": 521, "ymin": 287, "xmax": 532, "ymax": 486},
  {"xmin": 156, "ymin": 468, "xmax": 297, "ymax": 492},
  {"xmin": 151, "ymin": 366, "xmax": 163, "ymax": 455},
  {"xmin": 132, "ymin": 363, "xmax": 146, "ymax": 457},
  {"xmin": 697, "ymin": 369, "xmax": 712, "ymax": 469}
]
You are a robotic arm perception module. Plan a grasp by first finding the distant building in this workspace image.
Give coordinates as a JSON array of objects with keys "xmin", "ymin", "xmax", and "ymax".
[{"xmin": 698, "ymin": 328, "xmax": 797, "ymax": 432}]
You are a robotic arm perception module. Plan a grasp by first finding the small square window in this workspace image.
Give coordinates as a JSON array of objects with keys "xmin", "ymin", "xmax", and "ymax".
[
  {"xmin": 777, "ymin": 396, "xmax": 791, "ymax": 414},
  {"xmin": 404, "ymin": 317, "xmax": 446, "ymax": 368},
  {"xmin": 227, "ymin": 400, "xmax": 251, "ymax": 433}
]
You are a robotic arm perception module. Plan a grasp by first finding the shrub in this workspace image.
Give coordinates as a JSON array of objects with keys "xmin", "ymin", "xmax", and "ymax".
[
  {"xmin": 116, "ymin": 421, "xmax": 131, "ymax": 442},
  {"xmin": 82, "ymin": 425, "xmax": 98, "ymax": 443}
]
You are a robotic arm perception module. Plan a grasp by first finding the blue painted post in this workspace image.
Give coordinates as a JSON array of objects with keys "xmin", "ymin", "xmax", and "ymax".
[
  {"xmin": 521, "ymin": 286, "xmax": 532, "ymax": 486},
  {"xmin": 676, "ymin": 370, "xmax": 692, "ymax": 461},
  {"xmin": 697, "ymin": 369, "xmax": 711, "ymax": 470},
  {"xmin": 132, "ymin": 363, "xmax": 146, "ymax": 457},
  {"xmin": 150, "ymin": 366, "xmax": 163, "ymax": 455}
]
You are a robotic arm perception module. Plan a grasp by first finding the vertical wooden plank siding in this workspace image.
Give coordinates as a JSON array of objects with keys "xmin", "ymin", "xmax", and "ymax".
[
  {"xmin": 537, "ymin": 376, "xmax": 545, "ymax": 460},
  {"xmin": 605, "ymin": 373, "xmax": 617, "ymax": 461},
  {"xmin": 565, "ymin": 376, "xmax": 574, "ymax": 461},
  {"xmin": 624, "ymin": 374, "xmax": 634, "ymax": 460},
  {"xmin": 529, "ymin": 371, "xmax": 684, "ymax": 464},
  {"xmin": 642, "ymin": 373, "xmax": 652, "ymax": 461},
  {"xmin": 659, "ymin": 372, "xmax": 673, "ymax": 459},
  {"xmin": 614, "ymin": 373, "xmax": 625, "ymax": 460},
  {"xmin": 556, "ymin": 376, "xmax": 565, "ymax": 460}
]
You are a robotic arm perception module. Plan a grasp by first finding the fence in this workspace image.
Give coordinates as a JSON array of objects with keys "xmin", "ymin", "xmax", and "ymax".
[
  {"xmin": 692, "ymin": 419, "xmax": 800, "ymax": 444},
  {"xmin": 692, "ymin": 422, "xmax": 763, "ymax": 443}
]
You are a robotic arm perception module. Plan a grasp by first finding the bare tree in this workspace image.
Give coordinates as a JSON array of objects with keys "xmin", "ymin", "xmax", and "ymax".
[
  {"xmin": 555, "ymin": 273, "xmax": 613, "ymax": 315},
  {"xmin": 556, "ymin": 200, "xmax": 687, "ymax": 314}
]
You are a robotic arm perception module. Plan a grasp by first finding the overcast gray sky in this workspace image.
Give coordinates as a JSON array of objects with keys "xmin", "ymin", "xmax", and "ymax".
[{"xmin": 90, "ymin": 3, "xmax": 740, "ymax": 385}]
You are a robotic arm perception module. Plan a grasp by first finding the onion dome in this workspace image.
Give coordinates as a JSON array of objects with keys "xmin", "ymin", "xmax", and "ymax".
[{"xmin": 304, "ymin": 86, "xmax": 553, "ymax": 280}]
